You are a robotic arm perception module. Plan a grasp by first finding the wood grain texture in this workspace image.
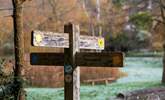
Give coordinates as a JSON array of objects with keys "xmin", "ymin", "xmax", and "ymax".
[
  {"xmin": 76, "ymin": 52, "xmax": 123, "ymax": 67},
  {"xmin": 32, "ymin": 30, "xmax": 104, "ymax": 50},
  {"xmin": 117, "ymin": 87, "xmax": 165, "ymax": 100},
  {"xmin": 30, "ymin": 52, "xmax": 123, "ymax": 67},
  {"xmin": 30, "ymin": 53, "xmax": 64, "ymax": 66},
  {"xmin": 64, "ymin": 23, "xmax": 80, "ymax": 100}
]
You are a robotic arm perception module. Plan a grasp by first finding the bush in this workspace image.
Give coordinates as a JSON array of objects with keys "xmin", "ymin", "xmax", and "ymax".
[
  {"xmin": 2, "ymin": 43, "xmax": 14, "ymax": 56},
  {"xmin": 105, "ymin": 32, "xmax": 150, "ymax": 52},
  {"xmin": 130, "ymin": 12, "xmax": 152, "ymax": 30}
]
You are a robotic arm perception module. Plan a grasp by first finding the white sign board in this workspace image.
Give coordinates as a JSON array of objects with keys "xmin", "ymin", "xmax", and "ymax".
[{"xmin": 32, "ymin": 30, "xmax": 104, "ymax": 50}]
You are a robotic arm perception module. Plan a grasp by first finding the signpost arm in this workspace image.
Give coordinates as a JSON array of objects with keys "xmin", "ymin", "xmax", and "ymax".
[{"xmin": 64, "ymin": 23, "xmax": 80, "ymax": 100}]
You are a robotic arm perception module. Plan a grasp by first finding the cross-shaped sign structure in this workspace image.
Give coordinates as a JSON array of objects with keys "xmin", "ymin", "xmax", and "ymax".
[{"xmin": 30, "ymin": 23, "xmax": 123, "ymax": 100}]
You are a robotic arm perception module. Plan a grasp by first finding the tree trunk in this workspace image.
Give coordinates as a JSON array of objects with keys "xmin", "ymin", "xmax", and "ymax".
[
  {"xmin": 162, "ymin": 43, "xmax": 165, "ymax": 83},
  {"xmin": 160, "ymin": 0, "xmax": 165, "ymax": 83},
  {"xmin": 12, "ymin": 0, "xmax": 25, "ymax": 100}
]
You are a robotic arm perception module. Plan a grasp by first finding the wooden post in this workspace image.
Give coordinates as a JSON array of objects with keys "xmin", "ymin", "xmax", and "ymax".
[
  {"xmin": 64, "ymin": 23, "xmax": 80, "ymax": 100},
  {"xmin": 162, "ymin": 43, "xmax": 165, "ymax": 83},
  {"xmin": 12, "ymin": 0, "xmax": 25, "ymax": 100},
  {"xmin": 30, "ymin": 23, "xmax": 123, "ymax": 100}
]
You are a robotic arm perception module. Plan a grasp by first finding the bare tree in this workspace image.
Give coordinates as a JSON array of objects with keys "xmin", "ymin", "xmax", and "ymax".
[
  {"xmin": 78, "ymin": 0, "xmax": 99, "ymax": 36},
  {"xmin": 37, "ymin": 0, "xmax": 77, "ymax": 32}
]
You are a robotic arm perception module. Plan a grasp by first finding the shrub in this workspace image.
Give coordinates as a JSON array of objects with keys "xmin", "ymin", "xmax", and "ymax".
[{"xmin": 130, "ymin": 12, "xmax": 152, "ymax": 30}]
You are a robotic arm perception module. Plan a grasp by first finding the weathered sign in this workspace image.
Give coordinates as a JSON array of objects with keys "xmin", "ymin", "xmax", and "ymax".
[
  {"xmin": 30, "ymin": 53, "xmax": 64, "ymax": 66},
  {"xmin": 30, "ymin": 52, "xmax": 123, "ymax": 67},
  {"xmin": 32, "ymin": 30, "xmax": 104, "ymax": 50},
  {"xmin": 30, "ymin": 23, "xmax": 124, "ymax": 100},
  {"xmin": 76, "ymin": 52, "xmax": 123, "ymax": 67}
]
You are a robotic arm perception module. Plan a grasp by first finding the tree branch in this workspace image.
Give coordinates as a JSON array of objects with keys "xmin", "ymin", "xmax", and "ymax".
[{"xmin": 153, "ymin": 18, "xmax": 165, "ymax": 25}]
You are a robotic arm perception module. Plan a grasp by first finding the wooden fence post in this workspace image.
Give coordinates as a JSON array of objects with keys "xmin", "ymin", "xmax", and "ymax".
[{"xmin": 64, "ymin": 23, "xmax": 80, "ymax": 100}]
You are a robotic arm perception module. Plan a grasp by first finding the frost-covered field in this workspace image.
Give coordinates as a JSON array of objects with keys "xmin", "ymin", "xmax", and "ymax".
[
  {"xmin": 26, "ymin": 57, "xmax": 165, "ymax": 100},
  {"xmin": 117, "ymin": 57, "xmax": 163, "ymax": 83}
]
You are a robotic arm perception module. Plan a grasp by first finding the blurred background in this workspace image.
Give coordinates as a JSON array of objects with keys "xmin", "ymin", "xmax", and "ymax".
[{"xmin": 0, "ymin": 0, "xmax": 165, "ymax": 100}]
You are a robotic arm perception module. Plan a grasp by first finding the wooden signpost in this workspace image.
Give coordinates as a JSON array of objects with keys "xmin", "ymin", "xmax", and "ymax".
[
  {"xmin": 32, "ymin": 30, "xmax": 104, "ymax": 50},
  {"xmin": 30, "ymin": 23, "xmax": 123, "ymax": 100}
]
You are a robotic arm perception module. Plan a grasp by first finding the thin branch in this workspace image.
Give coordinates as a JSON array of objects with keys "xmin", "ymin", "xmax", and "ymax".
[
  {"xmin": 0, "ymin": 15, "xmax": 13, "ymax": 18},
  {"xmin": 153, "ymin": 18, "xmax": 165, "ymax": 25},
  {"xmin": 0, "ymin": 8, "xmax": 13, "ymax": 11},
  {"xmin": 160, "ymin": 0, "xmax": 165, "ymax": 21},
  {"xmin": 0, "ymin": 2, "xmax": 43, "ymax": 11}
]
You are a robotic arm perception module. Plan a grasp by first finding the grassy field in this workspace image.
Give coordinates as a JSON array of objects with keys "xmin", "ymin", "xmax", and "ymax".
[
  {"xmin": 26, "ymin": 81, "xmax": 164, "ymax": 100},
  {"xmin": 25, "ymin": 57, "xmax": 165, "ymax": 100}
]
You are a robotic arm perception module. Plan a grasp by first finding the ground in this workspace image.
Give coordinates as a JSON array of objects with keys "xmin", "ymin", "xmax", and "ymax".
[{"xmin": 25, "ymin": 57, "xmax": 165, "ymax": 100}]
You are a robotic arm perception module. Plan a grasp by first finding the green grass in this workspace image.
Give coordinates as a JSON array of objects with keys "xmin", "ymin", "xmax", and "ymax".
[
  {"xmin": 26, "ymin": 81, "xmax": 164, "ymax": 100},
  {"xmin": 126, "ymin": 51, "xmax": 163, "ymax": 57}
]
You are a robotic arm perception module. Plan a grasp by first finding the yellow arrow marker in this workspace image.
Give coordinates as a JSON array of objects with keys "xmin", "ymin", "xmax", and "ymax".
[
  {"xmin": 35, "ymin": 34, "xmax": 42, "ymax": 43},
  {"xmin": 98, "ymin": 38, "xmax": 104, "ymax": 48}
]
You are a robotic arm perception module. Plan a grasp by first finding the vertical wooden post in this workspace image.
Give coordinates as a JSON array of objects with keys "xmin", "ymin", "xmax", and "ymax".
[
  {"xmin": 12, "ymin": 0, "xmax": 25, "ymax": 100},
  {"xmin": 64, "ymin": 23, "xmax": 80, "ymax": 100},
  {"xmin": 162, "ymin": 43, "xmax": 165, "ymax": 83}
]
